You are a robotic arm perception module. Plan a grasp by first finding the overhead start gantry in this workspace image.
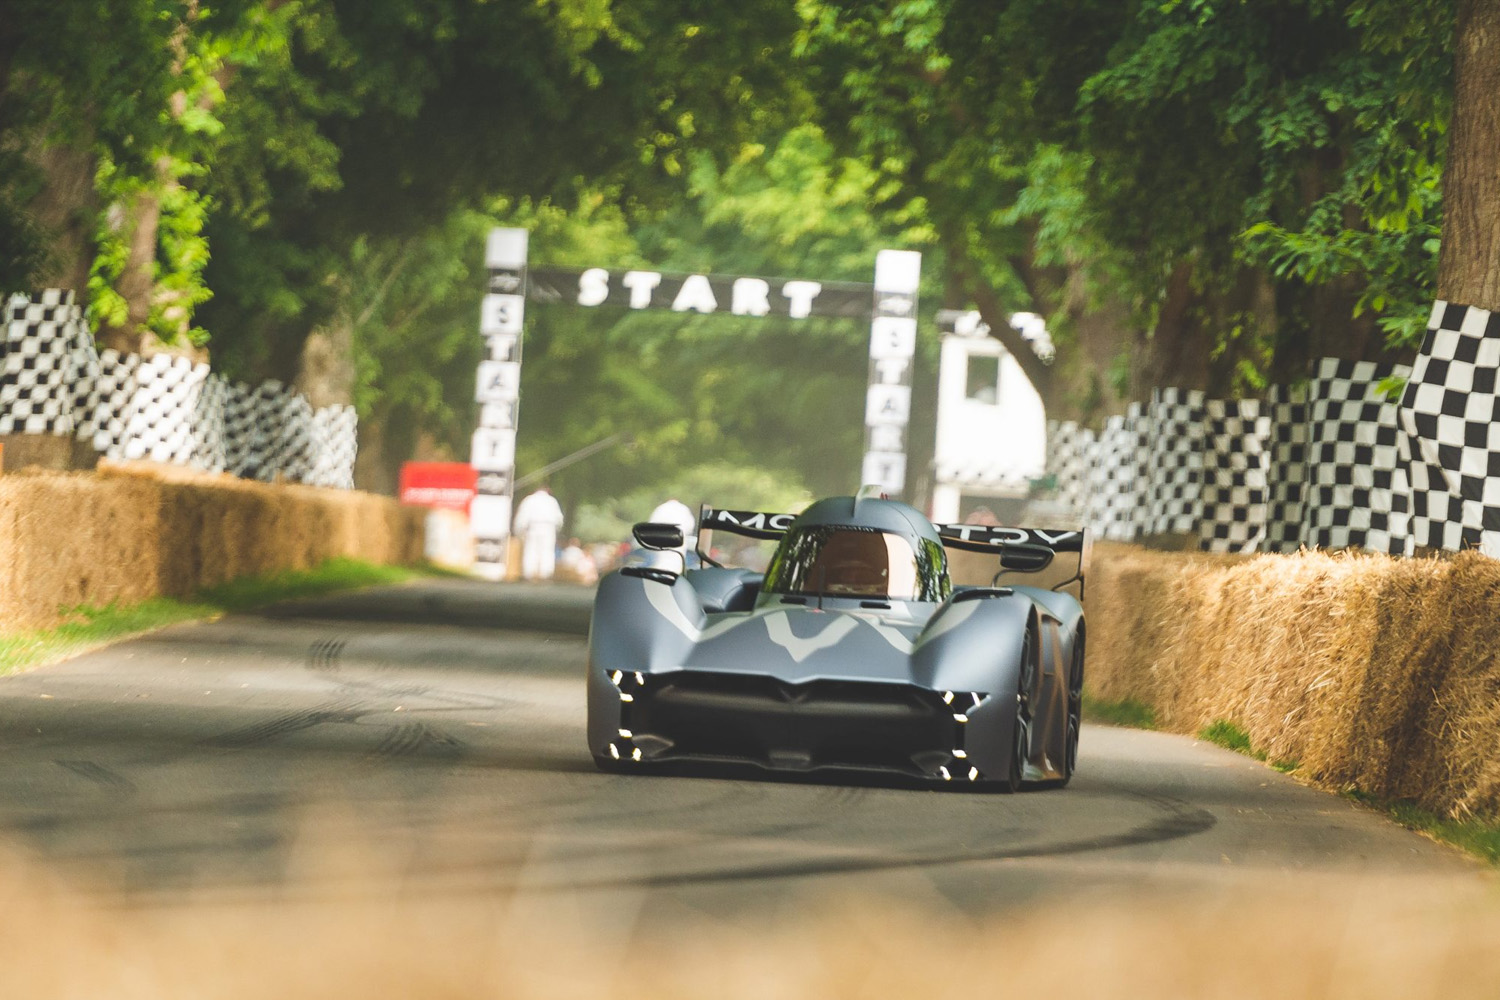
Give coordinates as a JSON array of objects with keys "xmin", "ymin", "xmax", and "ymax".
[{"xmin": 470, "ymin": 228, "xmax": 920, "ymax": 579}]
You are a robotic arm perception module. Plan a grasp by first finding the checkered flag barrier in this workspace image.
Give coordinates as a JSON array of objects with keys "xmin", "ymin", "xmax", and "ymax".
[
  {"xmin": 0, "ymin": 289, "xmax": 94, "ymax": 437},
  {"xmin": 1399, "ymin": 301, "xmax": 1500, "ymax": 556},
  {"xmin": 1303, "ymin": 358, "xmax": 1412, "ymax": 555},
  {"xmin": 222, "ymin": 380, "xmax": 256, "ymax": 477},
  {"xmin": 309, "ymin": 405, "xmax": 358, "ymax": 489},
  {"xmin": 1045, "ymin": 419, "xmax": 1094, "ymax": 517},
  {"xmin": 68, "ymin": 308, "xmax": 103, "ymax": 443},
  {"xmin": 244, "ymin": 381, "xmax": 292, "ymax": 482},
  {"xmin": 88, "ymin": 350, "xmax": 140, "ymax": 457},
  {"xmin": 191, "ymin": 374, "xmax": 229, "ymax": 473},
  {"xmin": 1198, "ymin": 398, "xmax": 1271, "ymax": 553},
  {"xmin": 1145, "ymin": 387, "xmax": 1205, "ymax": 535},
  {"xmin": 277, "ymin": 392, "xmax": 315, "ymax": 485},
  {"xmin": 0, "ymin": 290, "xmax": 359, "ymax": 489},
  {"xmin": 1087, "ymin": 405, "xmax": 1149, "ymax": 541},
  {"xmin": 1043, "ymin": 366, "xmax": 1423, "ymax": 556},
  {"xmin": 119, "ymin": 354, "xmax": 208, "ymax": 464},
  {"xmin": 1264, "ymin": 383, "xmax": 1309, "ymax": 552},
  {"xmin": 967, "ymin": 308, "xmax": 1496, "ymax": 558}
]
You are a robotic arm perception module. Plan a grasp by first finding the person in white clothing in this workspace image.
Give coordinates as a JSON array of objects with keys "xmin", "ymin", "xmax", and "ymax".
[
  {"xmin": 648, "ymin": 497, "xmax": 697, "ymax": 568},
  {"xmin": 513, "ymin": 485, "xmax": 566, "ymax": 581}
]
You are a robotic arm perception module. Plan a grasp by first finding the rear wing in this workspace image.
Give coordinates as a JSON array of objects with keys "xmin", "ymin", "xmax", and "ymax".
[
  {"xmin": 697, "ymin": 507, "xmax": 796, "ymax": 540},
  {"xmin": 936, "ymin": 524, "xmax": 1091, "ymax": 601},
  {"xmin": 695, "ymin": 506, "xmax": 796, "ymax": 570}
]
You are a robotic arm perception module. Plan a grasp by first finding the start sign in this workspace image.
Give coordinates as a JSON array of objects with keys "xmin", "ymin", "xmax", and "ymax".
[
  {"xmin": 526, "ymin": 266, "xmax": 877, "ymax": 321},
  {"xmin": 399, "ymin": 462, "xmax": 478, "ymax": 512}
]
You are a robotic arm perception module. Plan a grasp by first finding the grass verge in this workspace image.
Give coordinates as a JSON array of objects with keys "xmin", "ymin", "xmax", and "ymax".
[
  {"xmin": 1199, "ymin": 718, "xmax": 1500, "ymax": 865},
  {"xmin": 1342, "ymin": 791, "xmax": 1500, "ymax": 866},
  {"xmin": 1198, "ymin": 719, "xmax": 1300, "ymax": 772},
  {"xmin": 0, "ymin": 558, "xmax": 429, "ymax": 676},
  {"xmin": 1082, "ymin": 694, "xmax": 1157, "ymax": 729}
]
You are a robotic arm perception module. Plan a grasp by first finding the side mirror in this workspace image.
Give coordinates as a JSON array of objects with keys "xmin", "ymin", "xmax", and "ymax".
[{"xmin": 632, "ymin": 522, "xmax": 685, "ymax": 551}]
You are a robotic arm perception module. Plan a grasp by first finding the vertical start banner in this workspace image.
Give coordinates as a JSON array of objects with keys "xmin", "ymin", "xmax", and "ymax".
[
  {"xmin": 861, "ymin": 250, "xmax": 921, "ymax": 496},
  {"xmin": 471, "ymin": 227, "xmax": 528, "ymax": 579}
]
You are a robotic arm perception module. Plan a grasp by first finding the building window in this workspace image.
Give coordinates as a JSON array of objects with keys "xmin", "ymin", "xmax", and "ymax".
[{"xmin": 966, "ymin": 355, "xmax": 999, "ymax": 403}]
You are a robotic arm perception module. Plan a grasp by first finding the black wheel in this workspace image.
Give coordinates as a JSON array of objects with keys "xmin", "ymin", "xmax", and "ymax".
[
  {"xmin": 1002, "ymin": 617, "xmax": 1039, "ymax": 793},
  {"xmin": 1064, "ymin": 630, "xmax": 1084, "ymax": 780},
  {"xmin": 1035, "ymin": 631, "xmax": 1086, "ymax": 790},
  {"xmin": 1064, "ymin": 715, "xmax": 1080, "ymax": 776}
]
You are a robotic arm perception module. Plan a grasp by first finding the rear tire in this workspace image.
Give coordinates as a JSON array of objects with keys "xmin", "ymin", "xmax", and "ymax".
[
  {"xmin": 1002, "ymin": 617, "xmax": 1039, "ymax": 794},
  {"xmin": 1039, "ymin": 630, "xmax": 1085, "ymax": 791},
  {"xmin": 1063, "ymin": 630, "xmax": 1084, "ymax": 784}
]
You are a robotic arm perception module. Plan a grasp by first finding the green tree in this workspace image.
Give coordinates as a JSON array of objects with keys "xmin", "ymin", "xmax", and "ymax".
[{"xmin": 797, "ymin": 0, "xmax": 1459, "ymax": 413}]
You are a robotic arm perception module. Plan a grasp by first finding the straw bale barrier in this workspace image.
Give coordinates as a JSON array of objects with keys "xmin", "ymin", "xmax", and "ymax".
[
  {"xmin": 0, "ymin": 462, "xmax": 424, "ymax": 631},
  {"xmin": 1085, "ymin": 542, "xmax": 1500, "ymax": 820}
]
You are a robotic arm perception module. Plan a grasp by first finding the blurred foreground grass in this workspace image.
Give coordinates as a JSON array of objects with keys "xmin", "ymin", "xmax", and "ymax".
[
  {"xmin": 0, "ymin": 558, "xmax": 429, "ymax": 675},
  {"xmin": 1, "ymin": 838, "xmax": 1497, "ymax": 1000}
]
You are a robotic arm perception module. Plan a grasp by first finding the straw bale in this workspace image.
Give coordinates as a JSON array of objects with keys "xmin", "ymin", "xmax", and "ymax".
[
  {"xmin": 1086, "ymin": 543, "xmax": 1500, "ymax": 819},
  {"xmin": 0, "ymin": 462, "xmax": 423, "ymax": 631},
  {"xmin": 0, "ymin": 831, "xmax": 1495, "ymax": 1000}
]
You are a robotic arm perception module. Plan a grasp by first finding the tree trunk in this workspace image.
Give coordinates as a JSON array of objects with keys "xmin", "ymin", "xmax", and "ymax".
[
  {"xmin": 94, "ymin": 184, "xmax": 161, "ymax": 355},
  {"xmin": 26, "ymin": 140, "xmax": 96, "ymax": 296},
  {"xmin": 1438, "ymin": 0, "xmax": 1500, "ymax": 311},
  {"xmin": 297, "ymin": 316, "xmax": 356, "ymax": 408},
  {"xmin": 1138, "ymin": 261, "xmax": 1212, "ymax": 395}
]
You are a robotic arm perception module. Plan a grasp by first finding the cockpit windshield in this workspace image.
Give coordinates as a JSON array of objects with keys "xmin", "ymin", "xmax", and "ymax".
[{"xmin": 762, "ymin": 525, "xmax": 949, "ymax": 602}]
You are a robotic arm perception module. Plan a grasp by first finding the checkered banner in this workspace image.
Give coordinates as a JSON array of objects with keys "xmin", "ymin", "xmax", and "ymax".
[
  {"xmin": 1303, "ymin": 358, "xmax": 1412, "ymax": 555},
  {"xmin": 1145, "ymin": 387, "xmax": 1205, "ymax": 535},
  {"xmin": 1198, "ymin": 398, "xmax": 1270, "ymax": 553},
  {"xmin": 1045, "ymin": 419, "xmax": 1094, "ymax": 515},
  {"xmin": 1, "ymin": 290, "xmax": 358, "ymax": 489},
  {"xmin": 1041, "ymin": 328, "xmax": 1492, "ymax": 558},
  {"xmin": 1086, "ymin": 404, "xmax": 1149, "ymax": 541},
  {"xmin": 1400, "ymin": 301, "xmax": 1500, "ymax": 557},
  {"xmin": 0, "ymin": 289, "xmax": 94, "ymax": 437}
]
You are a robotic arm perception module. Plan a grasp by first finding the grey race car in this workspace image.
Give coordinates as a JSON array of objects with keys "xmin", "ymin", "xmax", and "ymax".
[{"xmin": 586, "ymin": 490, "xmax": 1089, "ymax": 791}]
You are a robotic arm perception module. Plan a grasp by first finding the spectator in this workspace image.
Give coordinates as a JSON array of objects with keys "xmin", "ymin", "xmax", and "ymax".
[
  {"xmin": 648, "ymin": 497, "xmax": 697, "ymax": 564},
  {"xmin": 558, "ymin": 536, "xmax": 598, "ymax": 584},
  {"xmin": 513, "ymin": 484, "xmax": 565, "ymax": 581}
]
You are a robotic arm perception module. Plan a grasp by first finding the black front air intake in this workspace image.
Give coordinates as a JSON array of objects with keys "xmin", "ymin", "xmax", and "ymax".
[{"xmin": 632, "ymin": 672, "xmax": 959, "ymax": 774}]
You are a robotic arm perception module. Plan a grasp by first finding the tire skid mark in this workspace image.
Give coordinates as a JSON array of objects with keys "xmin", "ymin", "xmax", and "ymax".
[
  {"xmin": 206, "ymin": 704, "xmax": 362, "ymax": 749},
  {"xmin": 53, "ymin": 760, "xmax": 136, "ymax": 794},
  {"xmin": 822, "ymin": 784, "xmax": 868, "ymax": 807},
  {"xmin": 367, "ymin": 722, "xmax": 466, "ymax": 761},
  {"xmin": 541, "ymin": 794, "xmax": 1217, "ymax": 892},
  {"xmin": 307, "ymin": 634, "xmax": 506, "ymax": 710},
  {"xmin": 307, "ymin": 637, "xmax": 347, "ymax": 674}
]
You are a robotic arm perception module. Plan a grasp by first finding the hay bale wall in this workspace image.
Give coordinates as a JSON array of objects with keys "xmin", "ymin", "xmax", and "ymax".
[
  {"xmin": 0, "ymin": 462, "xmax": 425, "ymax": 630},
  {"xmin": 1086, "ymin": 543, "xmax": 1500, "ymax": 819}
]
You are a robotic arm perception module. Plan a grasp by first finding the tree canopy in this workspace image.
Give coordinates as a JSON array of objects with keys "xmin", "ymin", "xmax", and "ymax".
[{"xmin": 0, "ymin": 0, "xmax": 1489, "ymax": 521}]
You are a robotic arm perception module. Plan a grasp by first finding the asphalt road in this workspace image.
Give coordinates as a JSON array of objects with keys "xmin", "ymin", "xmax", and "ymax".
[{"xmin": 0, "ymin": 578, "xmax": 1486, "ymax": 920}]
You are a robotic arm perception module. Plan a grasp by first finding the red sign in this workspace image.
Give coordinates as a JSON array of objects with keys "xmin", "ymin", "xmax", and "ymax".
[{"xmin": 399, "ymin": 462, "xmax": 477, "ymax": 511}]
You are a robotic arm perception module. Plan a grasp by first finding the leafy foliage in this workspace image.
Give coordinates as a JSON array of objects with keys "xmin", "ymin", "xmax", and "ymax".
[
  {"xmin": 0, "ymin": 0, "xmax": 1480, "ymax": 512},
  {"xmin": 797, "ymin": 0, "xmax": 1459, "ymax": 401}
]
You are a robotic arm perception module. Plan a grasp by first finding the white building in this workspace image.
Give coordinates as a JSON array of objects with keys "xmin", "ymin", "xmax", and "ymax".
[{"xmin": 929, "ymin": 310, "xmax": 1051, "ymax": 523}]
